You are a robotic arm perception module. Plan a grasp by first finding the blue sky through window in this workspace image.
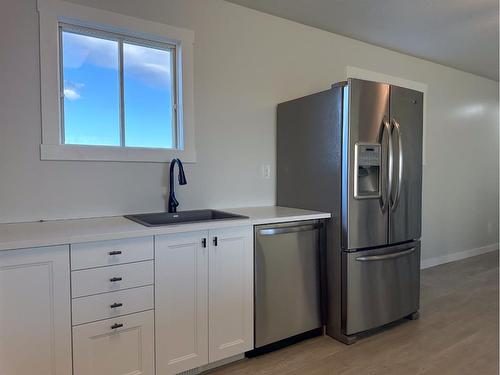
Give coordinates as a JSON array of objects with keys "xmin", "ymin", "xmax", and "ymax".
[
  {"xmin": 61, "ymin": 29, "xmax": 174, "ymax": 149},
  {"xmin": 123, "ymin": 43, "xmax": 173, "ymax": 148}
]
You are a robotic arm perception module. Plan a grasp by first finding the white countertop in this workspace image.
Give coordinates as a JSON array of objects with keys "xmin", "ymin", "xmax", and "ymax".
[
  {"xmin": 0, "ymin": 206, "xmax": 330, "ymax": 251},
  {"xmin": 224, "ymin": 206, "xmax": 330, "ymax": 225}
]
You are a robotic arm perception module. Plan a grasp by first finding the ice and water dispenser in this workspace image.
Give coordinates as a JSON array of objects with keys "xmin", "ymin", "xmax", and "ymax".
[{"xmin": 354, "ymin": 143, "xmax": 382, "ymax": 199}]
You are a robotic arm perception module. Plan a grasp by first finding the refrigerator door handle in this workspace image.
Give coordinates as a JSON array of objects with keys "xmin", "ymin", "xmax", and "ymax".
[
  {"xmin": 380, "ymin": 120, "xmax": 393, "ymax": 212},
  {"xmin": 391, "ymin": 119, "xmax": 403, "ymax": 211}
]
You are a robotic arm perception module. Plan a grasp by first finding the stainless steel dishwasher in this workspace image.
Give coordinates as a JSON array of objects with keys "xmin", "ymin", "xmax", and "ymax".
[{"xmin": 253, "ymin": 220, "xmax": 323, "ymax": 351}]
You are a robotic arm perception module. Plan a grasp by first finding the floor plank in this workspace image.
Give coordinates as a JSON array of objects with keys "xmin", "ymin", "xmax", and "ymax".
[{"xmin": 208, "ymin": 251, "xmax": 499, "ymax": 375}]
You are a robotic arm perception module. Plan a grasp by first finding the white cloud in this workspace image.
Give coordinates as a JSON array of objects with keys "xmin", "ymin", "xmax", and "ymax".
[
  {"xmin": 64, "ymin": 88, "xmax": 81, "ymax": 100},
  {"xmin": 62, "ymin": 32, "xmax": 117, "ymax": 70},
  {"xmin": 63, "ymin": 31, "xmax": 172, "ymax": 89},
  {"xmin": 124, "ymin": 43, "xmax": 172, "ymax": 89}
]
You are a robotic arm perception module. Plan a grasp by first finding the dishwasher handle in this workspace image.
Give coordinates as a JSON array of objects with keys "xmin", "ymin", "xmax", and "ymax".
[{"xmin": 258, "ymin": 223, "xmax": 322, "ymax": 236}]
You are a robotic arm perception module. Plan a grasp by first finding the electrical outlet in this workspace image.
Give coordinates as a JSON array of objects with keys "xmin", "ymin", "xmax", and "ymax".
[
  {"xmin": 487, "ymin": 222, "xmax": 493, "ymax": 234},
  {"xmin": 262, "ymin": 165, "xmax": 271, "ymax": 179}
]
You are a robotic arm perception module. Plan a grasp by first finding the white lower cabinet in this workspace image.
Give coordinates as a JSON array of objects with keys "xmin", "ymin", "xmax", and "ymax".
[
  {"xmin": 0, "ymin": 226, "xmax": 253, "ymax": 375},
  {"xmin": 0, "ymin": 245, "xmax": 72, "ymax": 375},
  {"xmin": 72, "ymin": 310, "xmax": 155, "ymax": 375},
  {"xmin": 209, "ymin": 227, "xmax": 254, "ymax": 362},
  {"xmin": 70, "ymin": 237, "xmax": 155, "ymax": 375},
  {"xmin": 155, "ymin": 230, "xmax": 209, "ymax": 375},
  {"xmin": 155, "ymin": 226, "xmax": 253, "ymax": 375}
]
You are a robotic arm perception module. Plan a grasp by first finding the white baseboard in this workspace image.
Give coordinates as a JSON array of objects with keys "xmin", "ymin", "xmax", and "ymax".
[{"xmin": 421, "ymin": 243, "xmax": 499, "ymax": 269}]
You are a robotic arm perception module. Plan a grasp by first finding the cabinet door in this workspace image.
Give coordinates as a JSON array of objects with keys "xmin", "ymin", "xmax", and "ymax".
[
  {"xmin": 73, "ymin": 311, "xmax": 154, "ymax": 375},
  {"xmin": 155, "ymin": 231, "xmax": 209, "ymax": 375},
  {"xmin": 209, "ymin": 226, "xmax": 253, "ymax": 362},
  {"xmin": 0, "ymin": 245, "xmax": 72, "ymax": 375}
]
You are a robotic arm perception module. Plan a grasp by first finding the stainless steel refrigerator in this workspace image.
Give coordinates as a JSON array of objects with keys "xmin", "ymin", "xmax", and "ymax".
[{"xmin": 277, "ymin": 78, "xmax": 423, "ymax": 344}]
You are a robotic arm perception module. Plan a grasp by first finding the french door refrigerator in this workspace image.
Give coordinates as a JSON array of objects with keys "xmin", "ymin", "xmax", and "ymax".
[{"xmin": 277, "ymin": 78, "xmax": 423, "ymax": 344}]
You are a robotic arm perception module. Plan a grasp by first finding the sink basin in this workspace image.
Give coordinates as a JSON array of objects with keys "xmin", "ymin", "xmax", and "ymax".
[{"xmin": 124, "ymin": 209, "xmax": 248, "ymax": 227}]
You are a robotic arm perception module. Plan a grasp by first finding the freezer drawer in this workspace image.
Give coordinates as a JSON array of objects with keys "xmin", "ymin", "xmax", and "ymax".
[
  {"xmin": 254, "ymin": 221, "xmax": 322, "ymax": 348},
  {"xmin": 343, "ymin": 241, "xmax": 420, "ymax": 335}
]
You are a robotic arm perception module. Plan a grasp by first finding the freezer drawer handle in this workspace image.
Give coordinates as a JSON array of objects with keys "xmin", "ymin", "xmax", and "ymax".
[
  {"xmin": 258, "ymin": 223, "xmax": 322, "ymax": 236},
  {"xmin": 355, "ymin": 247, "xmax": 416, "ymax": 262}
]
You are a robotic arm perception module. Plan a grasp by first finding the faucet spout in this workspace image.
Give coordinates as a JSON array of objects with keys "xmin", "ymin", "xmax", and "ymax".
[{"xmin": 168, "ymin": 158, "xmax": 187, "ymax": 213}]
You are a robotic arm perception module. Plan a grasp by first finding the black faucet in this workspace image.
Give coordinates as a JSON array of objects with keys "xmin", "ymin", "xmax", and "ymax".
[{"xmin": 168, "ymin": 158, "xmax": 187, "ymax": 213}]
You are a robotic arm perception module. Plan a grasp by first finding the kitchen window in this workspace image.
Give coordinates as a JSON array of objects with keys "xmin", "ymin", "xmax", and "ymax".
[
  {"xmin": 38, "ymin": 0, "xmax": 195, "ymax": 162},
  {"xmin": 60, "ymin": 25, "xmax": 177, "ymax": 149}
]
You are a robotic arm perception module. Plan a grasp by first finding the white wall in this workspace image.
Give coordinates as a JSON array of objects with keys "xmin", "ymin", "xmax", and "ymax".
[{"xmin": 0, "ymin": 0, "xmax": 498, "ymax": 262}]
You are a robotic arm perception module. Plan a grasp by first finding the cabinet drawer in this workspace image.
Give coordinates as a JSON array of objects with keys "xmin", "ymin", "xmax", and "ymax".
[
  {"xmin": 72, "ymin": 285, "xmax": 154, "ymax": 326},
  {"xmin": 71, "ymin": 237, "xmax": 153, "ymax": 270},
  {"xmin": 72, "ymin": 261, "xmax": 153, "ymax": 298},
  {"xmin": 73, "ymin": 310, "xmax": 154, "ymax": 375}
]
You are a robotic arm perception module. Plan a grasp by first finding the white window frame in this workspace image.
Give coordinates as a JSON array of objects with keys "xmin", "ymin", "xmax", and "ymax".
[
  {"xmin": 58, "ymin": 23, "xmax": 179, "ymax": 149},
  {"xmin": 38, "ymin": 0, "xmax": 196, "ymax": 162}
]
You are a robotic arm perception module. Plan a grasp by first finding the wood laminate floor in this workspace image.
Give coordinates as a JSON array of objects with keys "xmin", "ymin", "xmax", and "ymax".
[{"xmin": 209, "ymin": 251, "xmax": 499, "ymax": 375}]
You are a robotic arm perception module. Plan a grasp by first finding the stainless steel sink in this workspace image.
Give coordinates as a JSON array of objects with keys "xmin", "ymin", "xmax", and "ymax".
[{"xmin": 124, "ymin": 209, "xmax": 248, "ymax": 227}]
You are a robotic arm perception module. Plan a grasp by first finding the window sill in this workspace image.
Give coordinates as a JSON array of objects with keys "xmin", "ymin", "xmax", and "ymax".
[{"xmin": 40, "ymin": 144, "xmax": 196, "ymax": 163}]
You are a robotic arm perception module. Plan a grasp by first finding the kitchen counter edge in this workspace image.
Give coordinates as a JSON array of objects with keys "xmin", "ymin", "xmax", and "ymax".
[{"xmin": 0, "ymin": 206, "xmax": 331, "ymax": 251}]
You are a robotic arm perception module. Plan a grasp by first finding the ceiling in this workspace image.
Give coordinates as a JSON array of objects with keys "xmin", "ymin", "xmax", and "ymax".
[{"xmin": 226, "ymin": 0, "xmax": 499, "ymax": 81}]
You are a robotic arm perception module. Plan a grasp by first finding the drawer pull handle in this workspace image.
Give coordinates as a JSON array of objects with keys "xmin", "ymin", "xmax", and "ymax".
[
  {"xmin": 110, "ymin": 302, "xmax": 123, "ymax": 309},
  {"xmin": 109, "ymin": 251, "xmax": 122, "ymax": 256},
  {"xmin": 111, "ymin": 323, "xmax": 123, "ymax": 330},
  {"xmin": 109, "ymin": 277, "xmax": 123, "ymax": 282}
]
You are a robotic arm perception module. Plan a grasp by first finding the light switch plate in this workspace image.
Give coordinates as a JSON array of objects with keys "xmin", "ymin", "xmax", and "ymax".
[{"xmin": 262, "ymin": 165, "xmax": 271, "ymax": 179}]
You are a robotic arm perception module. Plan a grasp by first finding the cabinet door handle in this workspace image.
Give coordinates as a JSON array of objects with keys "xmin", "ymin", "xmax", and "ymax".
[
  {"xmin": 110, "ymin": 302, "xmax": 123, "ymax": 309},
  {"xmin": 201, "ymin": 238, "xmax": 207, "ymax": 248},
  {"xmin": 111, "ymin": 323, "xmax": 123, "ymax": 330},
  {"xmin": 213, "ymin": 236, "xmax": 218, "ymax": 246},
  {"xmin": 108, "ymin": 250, "xmax": 122, "ymax": 256},
  {"xmin": 109, "ymin": 277, "xmax": 123, "ymax": 282}
]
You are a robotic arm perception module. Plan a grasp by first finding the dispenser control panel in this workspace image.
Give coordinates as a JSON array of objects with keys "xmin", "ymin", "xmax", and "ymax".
[{"xmin": 354, "ymin": 143, "xmax": 382, "ymax": 199}]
